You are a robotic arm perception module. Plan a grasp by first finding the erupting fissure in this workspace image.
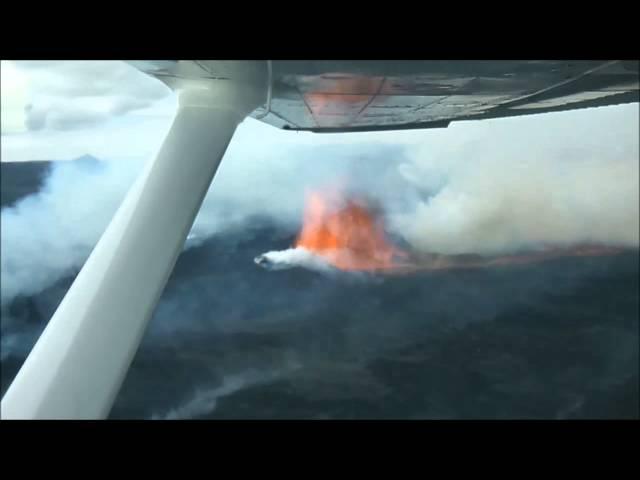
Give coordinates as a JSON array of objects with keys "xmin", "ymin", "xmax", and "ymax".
[{"xmin": 287, "ymin": 188, "xmax": 628, "ymax": 274}]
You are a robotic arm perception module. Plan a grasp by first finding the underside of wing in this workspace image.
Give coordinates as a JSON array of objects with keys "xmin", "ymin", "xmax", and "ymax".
[{"xmin": 131, "ymin": 60, "xmax": 639, "ymax": 133}]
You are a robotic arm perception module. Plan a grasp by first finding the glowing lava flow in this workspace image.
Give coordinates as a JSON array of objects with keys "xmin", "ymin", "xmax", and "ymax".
[{"xmin": 294, "ymin": 190, "xmax": 407, "ymax": 271}]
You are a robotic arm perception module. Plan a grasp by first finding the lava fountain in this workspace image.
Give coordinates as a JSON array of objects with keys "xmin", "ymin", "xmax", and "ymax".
[{"xmin": 293, "ymin": 189, "xmax": 409, "ymax": 271}]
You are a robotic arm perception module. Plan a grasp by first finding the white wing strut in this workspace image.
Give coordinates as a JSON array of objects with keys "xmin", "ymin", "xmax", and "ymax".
[{"xmin": 1, "ymin": 62, "xmax": 267, "ymax": 419}]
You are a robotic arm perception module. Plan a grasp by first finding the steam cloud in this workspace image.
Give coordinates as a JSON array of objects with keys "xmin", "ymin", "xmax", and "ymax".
[
  {"xmin": 1, "ymin": 158, "xmax": 141, "ymax": 306},
  {"xmin": 255, "ymin": 248, "xmax": 335, "ymax": 272},
  {"xmin": 1, "ymin": 104, "xmax": 638, "ymax": 307},
  {"xmin": 393, "ymin": 148, "xmax": 639, "ymax": 255}
]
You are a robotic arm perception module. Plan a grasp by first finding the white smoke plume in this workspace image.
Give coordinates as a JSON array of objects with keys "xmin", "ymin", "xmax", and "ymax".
[
  {"xmin": 1, "ymin": 158, "xmax": 142, "ymax": 306},
  {"xmin": 393, "ymin": 152, "xmax": 639, "ymax": 255},
  {"xmin": 254, "ymin": 248, "xmax": 335, "ymax": 273},
  {"xmin": 390, "ymin": 105, "xmax": 639, "ymax": 256}
]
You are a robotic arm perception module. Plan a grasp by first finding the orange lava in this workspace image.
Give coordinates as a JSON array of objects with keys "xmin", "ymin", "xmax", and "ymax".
[{"xmin": 295, "ymin": 189, "xmax": 407, "ymax": 271}]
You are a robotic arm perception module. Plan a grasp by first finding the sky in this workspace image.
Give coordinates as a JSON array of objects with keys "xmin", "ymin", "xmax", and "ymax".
[{"xmin": 1, "ymin": 60, "xmax": 178, "ymax": 162}]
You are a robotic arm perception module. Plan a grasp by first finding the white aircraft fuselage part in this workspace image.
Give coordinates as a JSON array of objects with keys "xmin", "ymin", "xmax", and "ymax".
[{"xmin": 0, "ymin": 62, "xmax": 268, "ymax": 419}]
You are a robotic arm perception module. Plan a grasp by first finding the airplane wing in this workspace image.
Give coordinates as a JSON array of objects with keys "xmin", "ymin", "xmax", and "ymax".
[{"xmin": 130, "ymin": 60, "xmax": 639, "ymax": 133}]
